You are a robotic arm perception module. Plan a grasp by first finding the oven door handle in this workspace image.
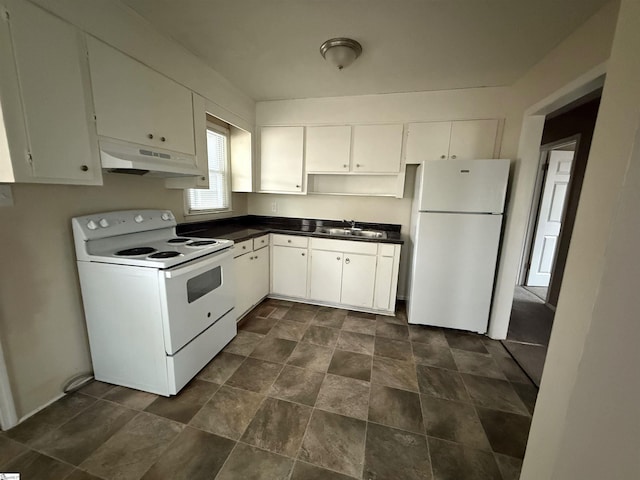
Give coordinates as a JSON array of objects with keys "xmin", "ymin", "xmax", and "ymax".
[{"xmin": 163, "ymin": 248, "xmax": 233, "ymax": 279}]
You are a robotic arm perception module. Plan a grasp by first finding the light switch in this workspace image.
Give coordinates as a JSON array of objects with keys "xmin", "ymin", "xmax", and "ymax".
[{"xmin": 0, "ymin": 184, "xmax": 13, "ymax": 207}]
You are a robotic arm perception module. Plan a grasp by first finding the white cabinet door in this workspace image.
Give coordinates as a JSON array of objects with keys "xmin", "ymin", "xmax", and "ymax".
[
  {"xmin": 374, "ymin": 256, "xmax": 394, "ymax": 311},
  {"xmin": 260, "ymin": 126, "xmax": 304, "ymax": 192},
  {"xmin": 309, "ymin": 249, "xmax": 343, "ymax": 303},
  {"xmin": 306, "ymin": 125, "xmax": 351, "ymax": 173},
  {"xmin": 448, "ymin": 119, "xmax": 499, "ymax": 160},
  {"xmin": 271, "ymin": 245, "xmax": 308, "ymax": 298},
  {"xmin": 405, "ymin": 122, "xmax": 451, "ymax": 164},
  {"xmin": 341, "ymin": 253, "xmax": 377, "ymax": 308},
  {"xmin": 253, "ymin": 247, "xmax": 270, "ymax": 302},
  {"xmin": 87, "ymin": 37, "xmax": 195, "ymax": 155},
  {"xmin": 352, "ymin": 124, "xmax": 403, "ymax": 173},
  {"xmin": 234, "ymin": 253, "xmax": 253, "ymax": 319},
  {"xmin": 0, "ymin": 0, "xmax": 101, "ymax": 185},
  {"xmin": 230, "ymin": 126, "xmax": 253, "ymax": 192}
]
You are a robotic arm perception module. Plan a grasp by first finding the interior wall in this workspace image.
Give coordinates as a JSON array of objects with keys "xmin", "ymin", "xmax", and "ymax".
[
  {"xmin": 521, "ymin": 0, "xmax": 640, "ymax": 477},
  {"xmin": 252, "ymin": 87, "xmax": 511, "ymax": 298},
  {"xmin": 540, "ymin": 96, "xmax": 601, "ymax": 306},
  {"xmin": 486, "ymin": 0, "xmax": 619, "ymax": 338},
  {"xmin": 0, "ymin": 0, "xmax": 254, "ymax": 420}
]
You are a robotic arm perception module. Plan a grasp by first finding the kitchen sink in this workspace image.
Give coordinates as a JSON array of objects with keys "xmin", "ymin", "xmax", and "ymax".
[{"xmin": 316, "ymin": 227, "xmax": 387, "ymax": 239}]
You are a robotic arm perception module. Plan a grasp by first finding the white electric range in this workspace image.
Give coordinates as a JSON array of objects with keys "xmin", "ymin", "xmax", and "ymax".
[{"xmin": 72, "ymin": 209, "xmax": 236, "ymax": 396}]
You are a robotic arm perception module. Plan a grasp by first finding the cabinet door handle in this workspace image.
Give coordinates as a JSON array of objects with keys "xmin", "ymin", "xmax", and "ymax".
[
  {"xmin": 337, "ymin": 257, "xmax": 341, "ymax": 261},
  {"xmin": 451, "ymin": 155, "xmax": 457, "ymax": 159},
  {"xmin": 440, "ymin": 155, "xmax": 446, "ymax": 159},
  {"xmin": 161, "ymin": 136, "xmax": 166, "ymax": 142},
  {"xmin": 301, "ymin": 253, "xmax": 305, "ymax": 257},
  {"xmin": 147, "ymin": 133, "xmax": 154, "ymax": 139},
  {"xmin": 343, "ymin": 164, "xmax": 348, "ymax": 168},
  {"xmin": 80, "ymin": 165, "xmax": 89, "ymax": 172},
  {"xmin": 287, "ymin": 240, "xmax": 292, "ymax": 243},
  {"xmin": 296, "ymin": 184, "xmax": 300, "ymax": 188},
  {"xmin": 345, "ymin": 258, "xmax": 350, "ymax": 264},
  {"xmin": 242, "ymin": 245, "xmax": 247, "ymax": 249},
  {"xmin": 356, "ymin": 164, "xmax": 361, "ymax": 168}
]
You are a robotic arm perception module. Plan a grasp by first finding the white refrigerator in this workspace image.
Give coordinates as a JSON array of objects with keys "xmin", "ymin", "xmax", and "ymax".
[{"xmin": 408, "ymin": 159, "xmax": 510, "ymax": 333}]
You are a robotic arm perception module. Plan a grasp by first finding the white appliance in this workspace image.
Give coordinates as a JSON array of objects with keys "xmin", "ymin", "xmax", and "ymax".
[
  {"xmin": 72, "ymin": 209, "xmax": 236, "ymax": 396},
  {"xmin": 408, "ymin": 159, "xmax": 510, "ymax": 333}
]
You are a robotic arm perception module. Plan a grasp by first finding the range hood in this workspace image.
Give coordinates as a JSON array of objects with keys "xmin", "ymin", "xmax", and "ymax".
[{"xmin": 99, "ymin": 138, "xmax": 200, "ymax": 178}]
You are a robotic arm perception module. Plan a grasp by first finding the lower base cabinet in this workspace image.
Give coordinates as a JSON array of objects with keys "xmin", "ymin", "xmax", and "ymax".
[
  {"xmin": 234, "ymin": 236, "xmax": 269, "ymax": 320},
  {"xmin": 341, "ymin": 253, "xmax": 377, "ymax": 308},
  {"xmin": 271, "ymin": 235, "xmax": 309, "ymax": 298}
]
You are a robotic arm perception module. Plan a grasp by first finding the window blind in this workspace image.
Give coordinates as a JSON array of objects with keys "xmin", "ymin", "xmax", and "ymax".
[{"xmin": 187, "ymin": 128, "xmax": 230, "ymax": 212}]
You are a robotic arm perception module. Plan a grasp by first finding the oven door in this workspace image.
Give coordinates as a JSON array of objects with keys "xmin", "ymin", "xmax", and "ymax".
[{"xmin": 159, "ymin": 247, "xmax": 235, "ymax": 355}]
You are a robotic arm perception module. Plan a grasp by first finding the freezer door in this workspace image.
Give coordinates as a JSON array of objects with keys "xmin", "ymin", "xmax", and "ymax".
[
  {"xmin": 419, "ymin": 159, "xmax": 509, "ymax": 213},
  {"xmin": 408, "ymin": 212, "xmax": 502, "ymax": 333}
]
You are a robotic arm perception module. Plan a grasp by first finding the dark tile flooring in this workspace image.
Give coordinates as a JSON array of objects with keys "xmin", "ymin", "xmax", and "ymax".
[{"xmin": 1, "ymin": 300, "xmax": 537, "ymax": 480}]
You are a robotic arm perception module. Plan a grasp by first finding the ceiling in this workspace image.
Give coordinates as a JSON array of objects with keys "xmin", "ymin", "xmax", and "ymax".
[{"xmin": 122, "ymin": 0, "xmax": 610, "ymax": 101}]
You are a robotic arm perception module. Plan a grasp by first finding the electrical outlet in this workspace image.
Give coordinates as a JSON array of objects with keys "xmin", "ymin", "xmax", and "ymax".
[
  {"xmin": 271, "ymin": 201, "xmax": 277, "ymax": 213},
  {"xmin": 0, "ymin": 184, "xmax": 13, "ymax": 207}
]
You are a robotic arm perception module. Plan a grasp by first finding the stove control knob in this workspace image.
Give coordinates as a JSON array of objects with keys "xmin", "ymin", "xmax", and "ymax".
[
  {"xmin": 161, "ymin": 212, "xmax": 172, "ymax": 221},
  {"xmin": 134, "ymin": 215, "xmax": 144, "ymax": 223},
  {"xmin": 87, "ymin": 220, "xmax": 98, "ymax": 230},
  {"xmin": 99, "ymin": 218, "xmax": 109, "ymax": 228}
]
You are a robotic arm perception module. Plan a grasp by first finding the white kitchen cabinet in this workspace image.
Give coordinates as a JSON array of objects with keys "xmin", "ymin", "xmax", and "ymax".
[
  {"xmin": 352, "ymin": 124, "xmax": 403, "ymax": 173},
  {"xmin": 448, "ymin": 119, "xmax": 499, "ymax": 161},
  {"xmin": 341, "ymin": 253, "xmax": 377, "ymax": 308},
  {"xmin": 309, "ymin": 249, "xmax": 344, "ymax": 303},
  {"xmin": 305, "ymin": 125, "xmax": 351, "ymax": 173},
  {"xmin": 271, "ymin": 244, "xmax": 308, "ymax": 298},
  {"xmin": 230, "ymin": 126, "xmax": 253, "ymax": 192},
  {"xmin": 260, "ymin": 126, "xmax": 304, "ymax": 193},
  {"xmin": 87, "ymin": 37, "xmax": 195, "ymax": 156},
  {"xmin": 234, "ymin": 236, "xmax": 270, "ymax": 320},
  {"xmin": 405, "ymin": 119, "xmax": 499, "ymax": 164},
  {"xmin": 0, "ymin": 0, "xmax": 101, "ymax": 185}
]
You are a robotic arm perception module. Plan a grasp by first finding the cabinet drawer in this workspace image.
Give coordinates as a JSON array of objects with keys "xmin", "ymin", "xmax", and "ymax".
[
  {"xmin": 234, "ymin": 239, "xmax": 253, "ymax": 257},
  {"xmin": 310, "ymin": 238, "xmax": 378, "ymax": 255},
  {"xmin": 272, "ymin": 234, "xmax": 308, "ymax": 248},
  {"xmin": 253, "ymin": 235, "xmax": 269, "ymax": 250},
  {"xmin": 378, "ymin": 244, "xmax": 396, "ymax": 257}
]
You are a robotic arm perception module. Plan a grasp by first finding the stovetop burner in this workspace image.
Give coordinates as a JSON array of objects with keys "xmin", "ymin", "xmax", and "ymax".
[
  {"xmin": 116, "ymin": 247, "xmax": 157, "ymax": 256},
  {"xmin": 148, "ymin": 251, "xmax": 182, "ymax": 259},
  {"xmin": 167, "ymin": 238, "xmax": 191, "ymax": 244},
  {"xmin": 187, "ymin": 240, "xmax": 218, "ymax": 247}
]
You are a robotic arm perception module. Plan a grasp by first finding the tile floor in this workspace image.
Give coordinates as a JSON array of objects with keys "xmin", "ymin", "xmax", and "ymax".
[{"xmin": 0, "ymin": 300, "xmax": 537, "ymax": 480}]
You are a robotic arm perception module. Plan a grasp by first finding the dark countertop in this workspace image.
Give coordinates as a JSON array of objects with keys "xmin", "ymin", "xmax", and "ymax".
[{"xmin": 177, "ymin": 215, "xmax": 404, "ymax": 245}]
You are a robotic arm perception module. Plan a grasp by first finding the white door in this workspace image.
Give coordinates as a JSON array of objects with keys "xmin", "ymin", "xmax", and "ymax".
[
  {"xmin": 341, "ymin": 253, "xmax": 377, "ymax": 308},
  {"xmin": 448, "ymin": 119, "xmax": 499, "ymax": 160},
  {"xmin": 252, "ymin": 248, "xmax": 270, "ymax": 302},
  {"xmin": 352, "ymin": 124, "xmax": 403, "ymax": 173},
  {"xmin": 271, "ymin": 245, "xmax": 308, "ymax": 298},
  {"xmin": 527, "ymin": 150, "xmax": 574, "ymax": 287},
  {"xmin": 234, "ymin": 253, "xmax": 253, "ymax": 319},
  {"xmin": 260, "ymin": 126, "xmax": 304, "ymax": 192},
  {"xmin": 408, "ymin": 212, "xmax": 502, "ymax": 333},
  {"xmin": 306, "ymin": 126, "xmax": 351, "ymax": 172},
  {"xmin": 405, "ymin": 122, "xmax": 452, "ymax": 164},
  {"xmin": 309, "ymin": 249, "xmax": 343, "ymax": 303},
  {"xmin": 420, "ymin": 159, "xmax": 510, "ymax": 213}
]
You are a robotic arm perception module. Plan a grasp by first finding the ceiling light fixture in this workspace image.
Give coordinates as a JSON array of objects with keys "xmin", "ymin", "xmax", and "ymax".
[{"xmin": 320, "ymin": 37, "xmax": 362, "ymax": 70}]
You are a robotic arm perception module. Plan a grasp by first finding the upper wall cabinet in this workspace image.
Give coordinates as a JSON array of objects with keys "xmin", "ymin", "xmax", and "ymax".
[
  {"xmin": 405, "ymin": 119, "xmax": 499, "ymax": 164},
  {"xmin": 87, "ymin": 37, "xmax": 195, "ymax": 156},
  {"xmin": 306, "ymin": 125, "xmax": 351, "ymax": 173},
  {"xmin": 260, "ymin": 126, "xmax": 304, "ymax": 193},
  {"xmin": 352, "ymin": 124, "xmax": 403, "ymax": 173},
  {"xmin": 0, "ymin": 0, "xmax": 101, "ymax": 185}
]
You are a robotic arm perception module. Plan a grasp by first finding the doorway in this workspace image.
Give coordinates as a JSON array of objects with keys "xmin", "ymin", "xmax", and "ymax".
[
  {"xmin": 524, "ymin": 139, "xmax": 577, "ymax": 302},
  {"xmin": 505, "ymin": 92, "xmax": 602, "ymax": 386}
]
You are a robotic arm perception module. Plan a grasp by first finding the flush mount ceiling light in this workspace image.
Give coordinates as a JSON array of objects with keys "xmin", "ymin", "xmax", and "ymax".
[{"xmin": 320, "ymin": 37, "xmax": 362, "ymax": 70}]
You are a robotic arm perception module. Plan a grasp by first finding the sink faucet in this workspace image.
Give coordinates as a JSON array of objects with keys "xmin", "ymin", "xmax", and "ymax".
[{"xmin": 343, "ymin": 219, "xmax": 356, "ymax": 229}]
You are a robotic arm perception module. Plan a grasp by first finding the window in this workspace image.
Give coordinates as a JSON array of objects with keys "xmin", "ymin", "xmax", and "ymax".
[{"xmin": 186, "ymin": 123, "xmax": 231, "ymax": 213}]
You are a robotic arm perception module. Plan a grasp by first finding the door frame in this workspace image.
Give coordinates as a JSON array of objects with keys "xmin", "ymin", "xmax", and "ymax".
[
  {"xmin": 0, "ymin": 335, "xmax": 18, "ymax": 430},
  {"xmin": 519, "ymin": 135, "xmax": 581, "ymax": 289}
]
